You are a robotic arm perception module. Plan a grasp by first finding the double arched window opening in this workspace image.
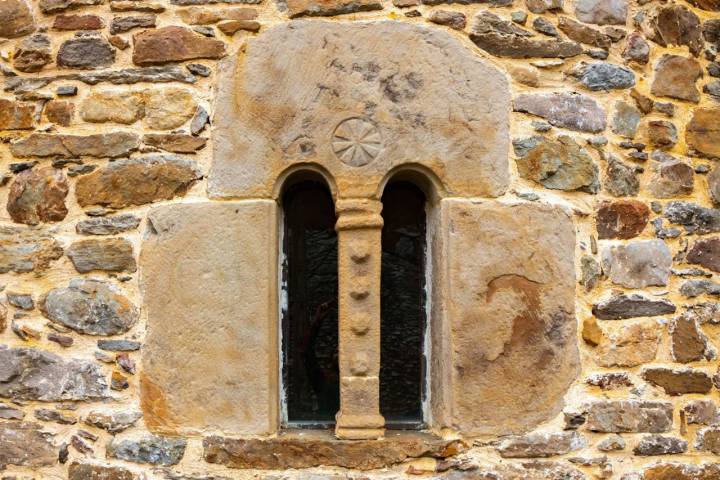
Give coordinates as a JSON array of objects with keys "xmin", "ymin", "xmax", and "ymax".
[{"xmin": 280, "ymin": 172, "xmax": 429, "ymax": 430}]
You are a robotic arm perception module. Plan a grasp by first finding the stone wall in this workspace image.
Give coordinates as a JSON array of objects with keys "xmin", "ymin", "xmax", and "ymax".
[{"xmin": 0, "ymin": 0, "xmax": 719, "ymax": 478}]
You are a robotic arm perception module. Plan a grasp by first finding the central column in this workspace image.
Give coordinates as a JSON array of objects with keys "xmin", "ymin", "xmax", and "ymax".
[{"xmin": 334, "ymin": 198, "xmax": 385, "ymax": 440}]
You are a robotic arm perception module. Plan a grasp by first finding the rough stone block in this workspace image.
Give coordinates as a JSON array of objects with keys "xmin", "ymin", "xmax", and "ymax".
[{"xmin": 140, "ymin": 201, "xmax": 277, "ymax": 435}]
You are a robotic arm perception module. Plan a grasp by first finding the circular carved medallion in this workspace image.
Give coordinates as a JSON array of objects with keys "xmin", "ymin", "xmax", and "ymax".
[{"xmin": 331, "ymin": 117, "xmax": 383, "ymax": 167}]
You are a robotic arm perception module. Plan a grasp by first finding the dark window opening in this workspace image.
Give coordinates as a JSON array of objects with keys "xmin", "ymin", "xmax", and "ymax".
[
  {"xmin": 282, "ymin": 179, "xmax": 339, "ymax": 426},
  {"xmin": 380, "ymin": 181, "xmax": 427, "ymax": 427}
]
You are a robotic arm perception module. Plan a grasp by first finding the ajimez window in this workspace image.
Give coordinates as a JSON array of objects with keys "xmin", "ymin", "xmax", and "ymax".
[{"xmin": 281, "ymin": 177, "xmax": 339, "ymax": 426}]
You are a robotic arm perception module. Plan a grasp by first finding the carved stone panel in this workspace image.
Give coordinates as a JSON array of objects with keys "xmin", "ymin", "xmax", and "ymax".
[
  {"xmin": 439, "ymin": 200, "xmax": 578, "ymax": 435},
  {"xmin": 210, "ymin": 20, "xmax": 510, "ymax": 199},
  {"xmin": 140, "ymin": 201, "xmax": 278, "ymax": 435}
]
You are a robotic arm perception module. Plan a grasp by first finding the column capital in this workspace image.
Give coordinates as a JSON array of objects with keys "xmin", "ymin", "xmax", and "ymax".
[{"xmin": 335, "ymin": 198, "xmax": 383, "ymax": 231}]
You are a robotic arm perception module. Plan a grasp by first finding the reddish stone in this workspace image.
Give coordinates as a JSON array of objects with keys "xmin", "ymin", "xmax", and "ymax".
[
  {"xmin": 143, "ymin": 133, "xmax": 207, "ymax": 153},
  {"xmin": 52, "ymin": 14, "xmax": 103, "ymax": 30},
  {"xmin": 44, "ymin": 100, "xmax": 74, "ymax": 127},
  {"xmin": 687, "ymin": 108, "xmax": 720, "ymax": 159},
  {"xmin": 7, "ymin": 167, "xmax": 69, "ymax": 225},
  {"xmin": 688, "ymin": 237, "xmax": 720, "ymax": 273},
  {"xmin": 649, "ymin": 5, "xmax": 703, "ymax": 56},
  {"xmin": 132, "ymin": 26, "xmax": 226, "ymax": 66},
  {"xmin": 596, "ymin": 200, "xmax": 649, "ymax": 239},
  {"xmin": 0, "ymin": 0, "xmax": 35, "ymax": 38},
  {"xmin": 651, "ymin": 54, "xmax": 702, "ymax": 103},
  {"xmin": 217, "ymin": 19, "xmax": 260, "ymax": 35},
  {"xmin": 642, "ymin": 367, "xmax": 713, "ymax": 395},
  {"xmin": 0, "ymin": 99, "xmax": 34, "ymax": 130},
  {"xmin": 647, "ymin": 120, "xmax": 677, "ymax": 148}
]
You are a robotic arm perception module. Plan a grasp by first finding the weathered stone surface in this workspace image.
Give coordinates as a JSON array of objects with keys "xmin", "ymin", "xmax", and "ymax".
[
  {"xmin": 7, "ymin": 167, "xmax": 69, "ymax": 225},
  {"xmin": 651, "ymin": 55, "xmax": 702, "ymax": 103},
  {"xmin": 641, "ymin": 463, "xmax": 720, "ymax": 480},
  {"xmin": 284, "ymin": 0, "xmax": 381, "ymax": 17},
  {"xmin": 10, "ymin": 132, "xmax": 140, "ymax": 158},
  {"xmin": 558, "ymin": 17, "xmax": 611, "ymax": 49},
  {"xmin": 580, "ymin": 255, "xmax": 601, "ymax": 291},
  {"xmin": 44, "ymin": 100, "xmax": 74, "ymax": 126},
  {"xmin": 76, "ymin": 155, "xmax": 201, "ymax": 209},
  {"xmin": 34, "ymin": 408, "xmax": 76, "ymax": 424},
  {"xmin": 428, "ymin": 10, "xmax": 466, "ymax": 30},
  {"xmin": 211, "ymin": 21, "xmax": 510, "ymax": 198},
  {"xmin": 81, "ymin": 90, "xmax": 145, "ymax": 124},
  {"xmin": 40, "ymin": 0, "xmax": 102, "ymax": 13},
  {"xmin": 76, "ymin": 214, "xmax": 141, "ymax": 235},
  {"xmin": 133, "ymin": 26, "xmax": 226, "ymax": 65},
  {"xmin": 0, "ymin": 99, "xmax": 34, "ymax": 130},
  {"xmin": 665, "ymin": 201, "xmax": 720, "ymax": 234},
  {"xmin": 623, "ymin": 32, "xmax": 650, "ymax": 64},
  {"xmin": 646, "ymin": 160, "xmax": 694, "ymax": 198},
  {"xmin": 513, "ymin": 136, "xmax": 598, "ymax": 192},
  {"xmin": 66, "ymin": 238, "xmax": 136, "ymax": 273},
  {"xmin": 68, "ymin": 461, "xmax": 136, "ymax": 480},
  {"xmin": 634, "ymin": 435, "xmax": 687, "ymax": 456},
  {"xmin": 526, "ymin": 0, "xmax": 562, "ymax": 12},
  {"xmin": 611, "ymin": 101, "xmax": 640, "ymax": 139},
  {"xmin": 0, "ymin": 403, "xmax": 23, "ymax": 419},
  {"xmin": 604, "ymin": 155, "xmax": 640, "ymax": 196},
  {"xmin": 705, "ymin": 19, "xmax": 720, "ymax": 47},
  {"xmin": 514, "ymin": 92, "xmax": 605, "ymax": 133},
  {"xmin": 203, "ymin": 432, "xmax": 462, "ymax": 470},
  {"xmin": 470, "ymin": 11, "xmax": 582, "ymax": 59},
  {"xmin": 53, "ymin": 13, "xmax": 103, "ymax": 30},
  {"xmin": 110, "ymin": 15, "xmax": 156, "ymax": 34},
  {"xmin": 688, "ymin": 237, "xmax": 720, "ymax": 273},
  {"xmin": 584, "ymin": 400, "xmax": 673, "ymax": 433},
  {"xmin": 642, "ymin": 367, "xmax": 713, "ymax": 395},
  {"xmin": 646, "ymin": 121, "xmax": 677, "ymax": 149},
  {"xmin": 596, "ymin": 320, "xmax": 659, "ymax": 367},
  {"xmin": 597, "ymin": 435, "xmax": 626, "ymax": 451},
  {"xmin": 687, "ymin": 108, "xmax": 720, "ymax": 159},
  {"xmin": 592, "ymin": 294, "xmax": 675, "ymax": 320},
  {"xmin": 496, "ymin": 432, "xmax": 586, "ymax": 458},
  {"xmin": 647, "ymin": 5, "xmax": 702, "ymax": 57},
  {"xmin": 687, "ymin": 0, "xmax": 720, "ymax": 11},
  {"xmin": 575, "ymin": 0, "xmax": 626, "ymax": 25},
  {"xmin": 573, "ymin": 62, "xmax": 635, "ymax": 91},
  {"xmin": 41, "ymin": 279, "xmax": 138, "ymax": 335},
  {"xmin": 178, "ymin": 6, "xmax": 257, "ymax": 23},
  {"xmin": 144, "ymin": 87, "xmax": 196, "ymax": 130},
  {"xmin": 696, "ymin": 426, "xmax": 720, "ymax": 454},
  {"xmin": 7, "ymin": 292, "xmax": 33, "ymax": 310},
  {"xmin": 141, "ymin": 202, "xmax": 277, "ymax": 435},
  {"xmin": 57, "ymin": 34, "xmax": 116, "ymax": 69},
  {"xmin": 681, "ymin": 279, "xmax": 720, "ymax": 298},
  {"xmin": 0, "ymin": 0, "xmax": 34, "ymax": 38},
  {"xmin": 0, "ymin": 345, "xmax": 107, "ymax": 401},
  {"xmin": 671, "ymin": 314, "xmax": 715, "ymax": 363},
  {"xmin": 442, "ymin": 201, "xmax": 577, "ymax": 435},
  {"xmin": 83, "ymin": 410, "xmax": 142, "ymax": 433},
  {"xmin": 0, "ymin": 422, "xmax": 56, "ymax": 469},
  {"xmin": 13, "ymin": 34, "xmax": 52, "ymax": 73},
  {"xmin": 143, "ymin": 133, "xmax": 207, "ymax": 153},
  {"xmin": 107, "ymin": 435, "xmax": 186, "ymax": 466},
  {"xmin": 0, "ymin": 226, "xmax": 63, "ymax": 273},
  {"xmin": 601, "ymin": 240, "xmax": 672, "ymax": 288},
  {"xmin": 684, "ymin": 400, "xmax": 718, "ymax": 425},
  {"xmin": 596, "ymin": 200, "xmax": 649, "ymax": 239}
]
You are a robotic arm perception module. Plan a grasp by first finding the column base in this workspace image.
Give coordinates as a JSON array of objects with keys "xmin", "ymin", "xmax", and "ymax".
[{"xmin": 335, "ymin": 413, "xmax": 385, "ymax": 440}]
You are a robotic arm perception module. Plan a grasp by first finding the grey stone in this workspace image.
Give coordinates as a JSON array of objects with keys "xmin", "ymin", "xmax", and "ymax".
[
  {"xmin": 633, "ymin": 435, "xmax": 687, "ymax": 455},
  {"xmin": 683, "ymin": 400, "xmax": 718, "ymax": 425},
  {"xmin": 592, "ymin": 294, "xmax": 676, "ymax": 320},
  {"xmin": 681, "ymin": 279, "xmax": 720, "ymax": 297},
  {"xmin": 40, "ymin": 278, "xmax": 139, "ymax": 335},
  {"xmin": 0, "ymin": 226, "xmax": 63, "ymax": 274},
  {"xmin": 190, "ymin": 106, "xmax": 209, "ymax": 135},
  {"xmin": 585, "ymin": 400, "xmax": 673, "ymax": 433},
  {"xmin": 526, "ymin": 0, "xmax": 562, "ymax": 13},
  {"xmin": 704, "ymin": 80, "xmax": 720, "ymax": 100},
  {"xmin": 575, "ymin": 0, "xmax": 627, "ymax": 25},
  {"xmin": 107, "ymin": 435, "xmax": 187, "ymax": 465},
  {"xmin": 597, "ymin": 435, "xmax": 626, "ymax": 451},
  {"xmin": 0, "ymin": 422, "xmax": 56, "ymax": 469},
  {"xmin": 66, "ymin": 238, "xmax": 136, "ymax": 273},
  {"xmin": 34, "ymin": 408, "xmax": 77, "ymax": 424},
  {"xmin": 76, "ymin": 215, "xmax": 141, "ymax": 235},
  {"xmin": 110, "ymin": 14, "xmax": 156, "ymax": 34},
  {"xmin": 0, "ymin": 345, "xmax": 107, "ymax": 401},
  {"xmin": 695, "ymin": 426, "xmax": 720, "ymax": 454},
  {"xmin": 497, "ymin": 432, "xmax": 586, "ymax": 458},
  {"xmin": 57, "ymin": 34, "xmax": 115, "ymax": 69},
  {"xmin": 83, "ymin": 410, "xmax": 142, "ymax": 433},
  {"xmin": 7, "ymin": 293, "xmax": 34, "ymax": 310},
  {"xmin": 604, "ymin": 155, "xmax": 640, "ymax": 196},
  {"xmin": 187, "ymin": 63, "xmax": 211, "ymax": 77},
  {"xmin": 514, "ymin": 92, "xmax": 606, "ymax": 133},
  {"xmin": 428, "ymin": 10, "xmax": 466, "ymax": 30},
  {"xmin": 622, "ymin": 32, "xmax": 650, "ymax": 64},
  {"xmin": 511, "ymin": 11, "xmax": 528, "ymax": 23},
  {"xmin": 580, "ymin": 255, "xmax": 601, "ymax": 291},
  {"xmin": 574, "ymin": 62, "xmax": 635, "ymax": 90},
  {"xmin": 97, "ymin": 339, "xmax": 141, "ymax": 351},
  {"xmin": 533, "ymin": 17, "xmax": 558, "ymax": 36},
  {"xmin": 601, "ymin": 240, "xmax": 672, "ymax": 288},
  {"xmin": 611, "ymin": 101, "xmax": 640, "ymax": 138},
  {"xmin": 664, "ymin": 201, "xmax": 720, "ymax": 234},
  {"xmin": 0, "ymin": 402, "xmax": 24, "ymax": 419},
  {"xmin": 642, "ymin": 367, "xmax": 713, "ymax": 395},
  {"xmin": 512, "ymin": 135, "xmax": 599, "ymax": 192},
  {"xmin": 470, "ymin": 11, "xmax": 582, "ymax": 58}
]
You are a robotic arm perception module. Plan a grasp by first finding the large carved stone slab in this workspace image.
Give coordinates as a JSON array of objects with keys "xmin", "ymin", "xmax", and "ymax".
[
  {"xmin": 439, "ymin": 200, "xmax": 578, "ymax": 435},
  {"xmin": 140, "ymin": 201, "xmax": 278, "ymax": 435},
  {"xmin": 210, "ymin": 20, "xmax": 509, "ymax": 198}
]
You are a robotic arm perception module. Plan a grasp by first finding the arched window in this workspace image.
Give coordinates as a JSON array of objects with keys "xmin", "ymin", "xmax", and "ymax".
[
  {"xmin": 281, "ymin": 176, "xmax": 339, "ymax": 427},
  {"xmin": 380, "ymin": 181, "xmax": 427, "ymax": 427}
]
